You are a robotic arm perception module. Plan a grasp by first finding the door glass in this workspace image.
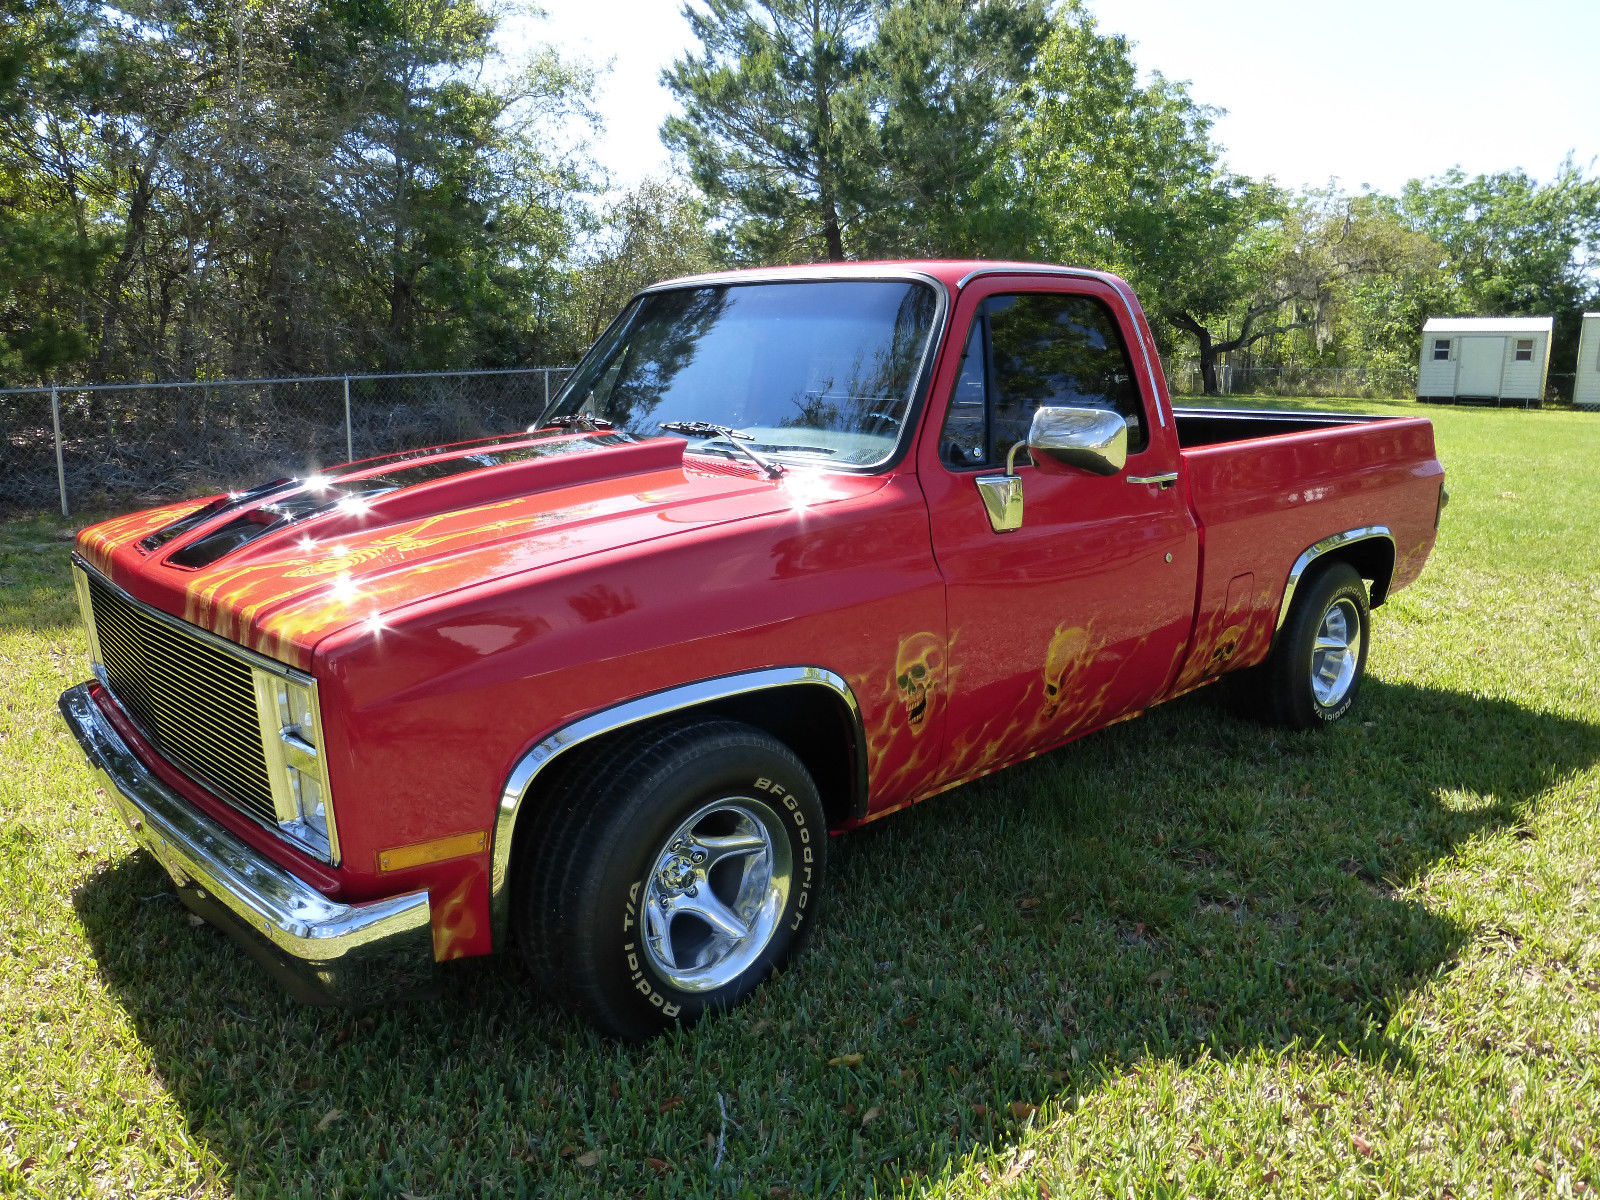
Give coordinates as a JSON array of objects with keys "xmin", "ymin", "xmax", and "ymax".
[
  {"xmin": 940, "ymin": 319, "xmax": 988, "ymax": 466},
  {"xmin": 942, "ymin": 292, "xmax": 1149, "ymax": 468}
]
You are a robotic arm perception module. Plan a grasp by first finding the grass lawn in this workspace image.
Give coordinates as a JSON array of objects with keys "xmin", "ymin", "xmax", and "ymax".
[{"xmin": 1, "ymin": 398, "xmax": 1597, "ymax": 1198}]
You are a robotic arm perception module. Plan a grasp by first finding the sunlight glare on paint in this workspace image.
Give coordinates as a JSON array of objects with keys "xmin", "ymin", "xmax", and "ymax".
[
  {"xmin": 304, "ymin": 473, "xmax": 331, "ymax": 491},
  {"xmin": 781, "ymin": 470, "xmax": 840, "ymax": 511},
  {"xmin": 329, "ymin": 573, "xmax": 361, "ymax": 604},
  {"xmin": 363, "ymin": 613, "xmax": 386, "ymax": 637},
  {"xmin": 336, "ymin": 494, "xmax": 370, "ymax": 516}
]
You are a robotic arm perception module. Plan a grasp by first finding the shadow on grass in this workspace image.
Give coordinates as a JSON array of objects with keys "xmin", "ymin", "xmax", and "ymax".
[{"xmin": 73, "ymin": 678, "xmax": 1599, "ymax": 1198}]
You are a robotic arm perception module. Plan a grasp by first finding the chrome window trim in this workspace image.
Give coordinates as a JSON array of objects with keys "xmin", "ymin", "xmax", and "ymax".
[
  {"xmin": 551, "ymin": 269, "xmax": 952, "ymax": 475},
  {"xmin": 953, "ymin": 265, "xmax": 1169, "ymax": 428},
  {"xmin": 1275, "ymin": 526, "xmax": 1395, "ymax": 632},
  {"xmin": 487, "ymin": 666, "xmax": 867, "ymax": 948},
  {"xmin": 73, "ymin": 555, "xmax": 341, "ymax": 865}
]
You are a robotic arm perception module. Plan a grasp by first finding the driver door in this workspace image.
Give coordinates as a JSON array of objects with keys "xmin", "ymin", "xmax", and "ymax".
[{"xmin": 917, "ymin": 275, "xmax": 1200, "ymax": 786}]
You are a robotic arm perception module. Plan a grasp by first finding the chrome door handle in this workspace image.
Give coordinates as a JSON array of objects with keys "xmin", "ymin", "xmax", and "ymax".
[{"xmin": 1127, "ymin": 472, "xmax": 1178, "ymax": 487}]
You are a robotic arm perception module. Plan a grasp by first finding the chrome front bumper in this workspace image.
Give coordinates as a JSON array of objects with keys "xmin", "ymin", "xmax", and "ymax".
[{"xmin": 59, "ymin": 683, "xmax": 435, "ymax": 1005}]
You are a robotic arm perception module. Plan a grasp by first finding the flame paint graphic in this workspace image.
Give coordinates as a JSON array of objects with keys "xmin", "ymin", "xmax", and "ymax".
[
  {"xmin": 1168, "ymin": 590, "xmax": 1272, "ymax": 700},
  {"xmin": 431, "ymin": 874, "xmax": 479, "ymax": 961},
  {"xmin": 856, "ymin": 624, "xmax": 1172, "ymax": 822},
  {"xmin": 937, "ymin": 623, "xmax": 1128, "ymax": 790},
  {"xmin": 163, "ymin": 497, "xmax": 596, "ymax": 666},
  {"xmin": 78, "ymin": 502, "xmax": 209, "ymax": 575},
  {"xmin": 849, "ymin": 630, "xmax": 952, "ymax": 809}
]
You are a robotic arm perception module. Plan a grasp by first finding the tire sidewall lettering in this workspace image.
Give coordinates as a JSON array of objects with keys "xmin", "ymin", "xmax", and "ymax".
[
  {"xmin": 619, "ymin": 768, "xmax": 819, "ymax": 1024},
  {"xmin": 1305, "ymin": 582, "xmax": 1367, "ymax": 724}
]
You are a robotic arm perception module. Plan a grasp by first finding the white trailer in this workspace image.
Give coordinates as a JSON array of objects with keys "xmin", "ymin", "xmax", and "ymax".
[
  {"xmin": 1417, "ymin": 316, "xmax": 1553, "ymax": 407},
  {"xmin": 1574, "ymin": 314, "xmax": 1600, "ymax": 410}
]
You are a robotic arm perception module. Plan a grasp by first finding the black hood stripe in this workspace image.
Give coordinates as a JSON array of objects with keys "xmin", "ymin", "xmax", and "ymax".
[{"xmin": 156, "ymin": 430, "xmax": 636, "ymax": 569}]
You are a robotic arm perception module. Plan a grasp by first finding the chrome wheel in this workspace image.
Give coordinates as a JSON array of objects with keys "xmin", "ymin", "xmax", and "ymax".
[
  {"xmin": 641, "ymin": 797, "xmax": 792, "ymax": 993},
  {"xmin": 1310, "ymin": 598, "xmax": 1363, "ymax": 707}
]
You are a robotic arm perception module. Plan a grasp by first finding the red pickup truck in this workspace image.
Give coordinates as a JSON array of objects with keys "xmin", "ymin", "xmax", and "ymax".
[{"xmin": 59, "ymin": 261, "xmax": 1445, "ymax": 1038}]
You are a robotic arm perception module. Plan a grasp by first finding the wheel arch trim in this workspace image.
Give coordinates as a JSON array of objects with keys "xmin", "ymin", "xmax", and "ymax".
[
  {"xmin": 1274, "ymin": 525, "xmax": 1395, "ymax": 634},
  {"xmin": 487, "ymin": 666, "xmax": 866, "ymax": 949}
]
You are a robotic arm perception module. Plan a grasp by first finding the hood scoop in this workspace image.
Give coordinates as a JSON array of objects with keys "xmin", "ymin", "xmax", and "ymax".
[{"xmin": 161, "ymin": 432, "xmax": 686, "ymax": 569}]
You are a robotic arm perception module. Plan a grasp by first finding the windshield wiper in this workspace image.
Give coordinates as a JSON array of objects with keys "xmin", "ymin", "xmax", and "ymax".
[
  {"xmin": 749, "ymin": 442, "xmax": 837, "ymax": 458},
  {"xmin": 659, "ymin": 420, "xmax": 786, "ymax": 479},
  {"xmin": 535, "ymin": 412, "xmax": 615, "ymax": 433}
]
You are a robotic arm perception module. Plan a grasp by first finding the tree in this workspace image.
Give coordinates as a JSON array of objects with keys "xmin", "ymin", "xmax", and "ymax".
[
  {"xmin": 0, "ymin": 0, "xmax": 110, "ymax": 377},
  {"xmin": 1397, "ymin": 162, "xmax": 1600, "ymax": 368},
  {"xmin": 662, "ymin": 0, "xmax": 875, "ymax": 263},
  {"xmin": 849, "ymin": 0, "xmax": 1047, "ymax": 258},
  {"xmin": 0, "ymin": 0, "xmax": 597, "ymax": 384},
  {"xmin": 1160, "ymin": 189, "xmax": 1458, "ymax": 394},
  {"xmin": 325, "ymin": 0, "xmax": 599, "ymax": 369},
  {"xmin": 1016, "ymin": 2, "xmax": 1273, "ymax": 392},
  {"xmin": 567, "ymin": 178, "xmax": 718, "ymax": 346},
  {"xmin": 662, "ymin": 0, "xmax": 1047, "ymax": 263}
]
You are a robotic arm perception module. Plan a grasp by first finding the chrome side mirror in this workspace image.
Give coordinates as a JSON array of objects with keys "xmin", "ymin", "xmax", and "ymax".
[
  {"xmin": 972, "ymin": 406, "xmax": 1129, "ymax": 534},
  {"xmin": 1027, "ymin": 406, "xmax": 1128, "ymax": 477}
]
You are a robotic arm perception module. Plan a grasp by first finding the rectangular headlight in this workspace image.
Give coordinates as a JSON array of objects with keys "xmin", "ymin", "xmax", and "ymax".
[{"xmin": 253, "ymin": 670, "xmax": 341, "ymax": 863}]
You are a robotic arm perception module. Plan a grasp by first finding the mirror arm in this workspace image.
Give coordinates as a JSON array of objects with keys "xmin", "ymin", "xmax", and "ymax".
[{"xmin": 1004, "ymin": 440, "xmax": 1030, "ymax": 476}]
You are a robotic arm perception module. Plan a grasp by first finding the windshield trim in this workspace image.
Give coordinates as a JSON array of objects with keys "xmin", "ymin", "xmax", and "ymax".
[{"xmin": 543, "ymin": 269, "xmax": 952, "ymax": 476}]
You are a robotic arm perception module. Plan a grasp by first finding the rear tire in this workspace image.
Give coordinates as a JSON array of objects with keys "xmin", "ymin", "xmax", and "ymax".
[
  {"xmin": 514, "ymin": 718, "xmax": 825, "ymax": 1040},
  {"xmin": 1260, "ymin": 561, "xmax": 1371, "ymax": 730}
]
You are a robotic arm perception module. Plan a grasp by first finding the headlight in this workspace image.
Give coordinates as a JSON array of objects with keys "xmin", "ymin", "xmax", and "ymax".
[{"xmin": 253, "ymin": 669, "xmax": 341, "ymax": 863}]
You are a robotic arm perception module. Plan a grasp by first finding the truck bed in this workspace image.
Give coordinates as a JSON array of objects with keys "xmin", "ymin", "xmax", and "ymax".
[
  {"xmin": 1166, "ymin": 409, "xmax": 1444, "ymax": 693},
  {"xmin": 1172, "ymin": 406, "xmax": 1402, "ymax": 449}
]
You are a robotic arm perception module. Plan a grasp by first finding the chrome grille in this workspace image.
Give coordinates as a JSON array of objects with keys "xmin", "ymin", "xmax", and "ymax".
[{"xmin": 84, "ymin": 571, "xmax": 277, "ymax": 825}]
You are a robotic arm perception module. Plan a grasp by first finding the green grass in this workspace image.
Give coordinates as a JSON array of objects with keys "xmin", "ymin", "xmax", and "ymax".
[{"xmin": 2, "ymin": 400, "xmax": 1597, "ymax": 1198}]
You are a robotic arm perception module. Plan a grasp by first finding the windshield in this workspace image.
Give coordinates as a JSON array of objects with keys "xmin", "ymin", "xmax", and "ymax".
[{"xmin": 542, "ymin": 279, "xmax": 940, "ymax": 468}]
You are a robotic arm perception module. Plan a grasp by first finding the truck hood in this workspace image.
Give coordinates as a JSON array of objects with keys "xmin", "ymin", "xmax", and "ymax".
[{"xmin": 78, "ymin": 430, "xmax": 882, "ymax": 670}]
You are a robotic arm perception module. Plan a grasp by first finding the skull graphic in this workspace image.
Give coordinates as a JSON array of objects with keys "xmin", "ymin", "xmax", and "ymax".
[
  {"xmin": 1208, "ymin": 623, "xmax": 1244, "ymax": 668},
  {"xmin": 1042, "ymin": 624, "xmax": 1090, "ymax": 719},
  {"xmin": 893, "ymin": 632, "xmax": 943, "ymax": 733}
]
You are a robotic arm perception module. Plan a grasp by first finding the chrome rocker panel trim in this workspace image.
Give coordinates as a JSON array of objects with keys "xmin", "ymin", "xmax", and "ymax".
[
  {"xmin": 1275, "ymin": 525, "xmax": 1395, "ymax": 632},
  {"xmin": 59, "ymin": 683, "xmax": 433, "ymax": 1005},
  {"xmin": 488, "ymin": 666, "xmax": 866, "ymax": 948}
]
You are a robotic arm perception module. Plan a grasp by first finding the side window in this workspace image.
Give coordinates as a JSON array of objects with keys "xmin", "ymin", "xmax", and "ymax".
[
  {"xmin": 940, "ymin": 291, "xmax": 1149, "ymax": 469},
  {"xmin": 1514, "ymin": 338, "xmax": 1534, "ymax": 362},
  {"xmin": 940, "ymin": 320, "xmax": 988, "ymax": 466},
  {"xmin": 1432, "ymin": 338, "xmax": 1452, "ymax": 361}
]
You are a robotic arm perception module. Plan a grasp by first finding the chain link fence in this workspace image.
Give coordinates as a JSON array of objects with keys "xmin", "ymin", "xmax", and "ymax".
[
  {"xmin": 1168, "ymin": 364, "xmax": 1587, "ymax": 407},
  {"xmin": 1165, "ymin": 364, "xmax": 1420, "ymax": 399},
  {"xmin": 0, "ymin": 367, "xmax": 573, "ymax": 516}
]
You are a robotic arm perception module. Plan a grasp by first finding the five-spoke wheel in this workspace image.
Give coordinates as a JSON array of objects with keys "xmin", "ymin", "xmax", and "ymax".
[
  {"xmin": 1310, "ymin": 595, "xmax": 1364, "ymax": 709},
  {"xmin": 515, "ymin": 718, "xmax": 824, "ymax": 1040},
  {"xmin": 642, "ymin": 798, "xmax": 792, "ymax": 992},
  {"xmin": 1260, "ymin": 560, "xmax": 1372, "ymax": 729}
]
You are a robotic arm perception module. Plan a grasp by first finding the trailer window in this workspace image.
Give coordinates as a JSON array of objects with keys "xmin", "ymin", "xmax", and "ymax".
[
  {"xmin": 1432, "ymin": 338, "xmax": 1451, "ymax": 361},
  {"xmin": 939, "ymin": 291, "xmax": 1149, "ymax": 470},
  {"xmin": 1515, "ymin": 338, "xmax": 1534, "ymax": 362}
]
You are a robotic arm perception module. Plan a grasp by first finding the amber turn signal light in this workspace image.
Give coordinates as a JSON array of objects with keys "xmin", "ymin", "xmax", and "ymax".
[{"xmin": 377, "ymin": 830, "xmax": 487, "ymax": 873}]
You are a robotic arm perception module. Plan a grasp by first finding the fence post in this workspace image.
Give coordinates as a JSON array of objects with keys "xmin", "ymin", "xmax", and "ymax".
[
  {"xmin": 343, "ymin": 375, "xmax": 353, "ymax": 462},
  {"xmin": 543, "ymin": 369, "xmax": 550, "ymax": 410},
  {"xmin": 50, "ymin": 385, "xmax": 69, "ymax": 518}
]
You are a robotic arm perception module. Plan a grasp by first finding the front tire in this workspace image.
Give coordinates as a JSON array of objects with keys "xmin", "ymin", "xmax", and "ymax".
[
  {"xmin": 515, "ymin": 718, "xmax": 826, "ymax": 1040},
  {"xmin": 1261, "ymin": 561, "xmax": 1371, "ymax": 730}
]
